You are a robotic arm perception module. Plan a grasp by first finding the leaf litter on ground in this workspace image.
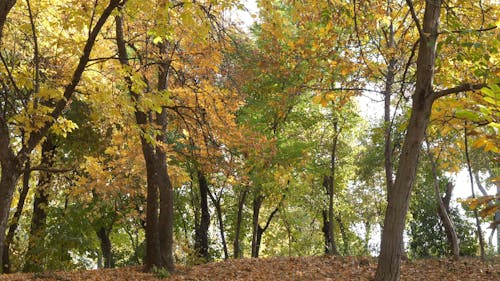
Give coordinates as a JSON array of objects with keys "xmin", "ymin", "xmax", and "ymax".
[{"xmin": 0, "ymin": 256, "xmax": 498, "ymax": 281}]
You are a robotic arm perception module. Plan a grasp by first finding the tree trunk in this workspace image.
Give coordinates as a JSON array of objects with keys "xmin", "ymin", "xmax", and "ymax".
[
  {"xmin": 0, "ymin": 0, "xmax": 16, "ymax": 44},
  {"xmin": 464, "ymin": 126, "xmax": 485, "ymax": 260},
  {"xmin": 24, "ymin": 138, "xmax": 56, "ymax": 272},
  {"xmin": 336, "ymin": 216, "xmax": 349, "ymax": 255},
  {"xmin": 497, "ymin": 184, "xmax": 500, "ymax": 255},
  {"xmin": 210, "ymin": 196, "xmax": 228, "ymax": 260},
  {"xmin": 321, "ymin": 209, "xmax": 331, "ymax": 254},
  {"xmin": 326, "ymin": 120, "xmax": 340, "ymax": 255},
  {"xmin": 116, "ymin": 13, "xmax": 174, "ymax": 271},
  {"xmin": 375, "ymin": 2, "xmax": 441, "ymax": 280},
  {"xmin": 251, "ymin": 194, "xmax": 263, "ymax": 258},
  {"xmin": 425, "ymin": 139, "xmax": 459, "ymax": 260},
  {"xmin": 2, "ymin": 163, "xmax": 30, "ymax": 273},
  {"xmin": 363, "ymin": 221, "xmax": 371, "ymax": 255},
  {"xmin": 251, "ymin": 192, "xmax": 283, "ymax": 258},
  {"xmin": 157, "ymin": 43, "xmax": 174, "ymax": 271},
  {"xmin": 233, "ymin": 188, "xmax": 247, "ymax": 258},
  {"xmin": 0, "ymin": 152, "xmax": 21, "ymax": 273},
  {"xmin": 96, "ymin": 227, "xmax": 114, "ymax": 268},
  {"xmin": 194, "ymin": 171, "xmax": 210, "ymax": 260},
  {"xmin": 142, "ymin": 141, "xmax": 162, "ymax": 270},
  {"xmin": 474, "ymin": 171, "xmax": 500, "ymax": 254}
]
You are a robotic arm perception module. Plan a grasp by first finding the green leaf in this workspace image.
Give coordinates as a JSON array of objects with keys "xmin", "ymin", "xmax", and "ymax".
[{"xmin": 455, "ymin": 109, "xmax": 479, "ymax": 121}]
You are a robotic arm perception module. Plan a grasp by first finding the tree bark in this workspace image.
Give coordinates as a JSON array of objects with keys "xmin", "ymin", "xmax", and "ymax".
[
  {"xmin": 321, "ymin": 209, "xmax": 331, "ymax": 254},
  {"xmin": 251, "ymin": 194, "xmax": 263, "ymax": 258},
  {"xmin": 194, "ymin": 171, "xmax": 210, "ymax": 260},
  {"xmin": 157, "ymin": 43, "xmax": 174, "ymax": 271},
  {"xmin": 375, "ymin": 1, "xmax": 441, "ymax": 280},
  {"xmin": 96, "ymin": 227, "xmax": 114, "ymax": 268},
  {"xmin": 0, "ymin": 0, "xmax": 16, "ymax": 44},
  {"xmin": 142, "ymin": 141, "xmax": 162, "ymax": 270},
  {"xmin": 233, "ymin": 188, "xmax": 247, "ymax": 258},
  {"xmin": 2, "ymin": 163, "xmax": 30, "ymax": 273},
  {"xmin": 0, "ymin": 147, "xmax": 21, "ymax": 273}
]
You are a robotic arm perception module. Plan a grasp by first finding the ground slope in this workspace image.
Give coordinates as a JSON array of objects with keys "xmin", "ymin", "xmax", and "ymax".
[{"xmin": 0, "ymin": 256, "xmax": 498, "ymax": 280}]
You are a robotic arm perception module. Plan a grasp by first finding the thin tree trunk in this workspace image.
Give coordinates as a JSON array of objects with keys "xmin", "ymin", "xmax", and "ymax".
[
  {"xmin": 233, "ymin": 188, "xmax": 247, "ymax": 258},
  {"xmin": 425, "ymin": 138, "xmax": 459, "ymax": 260},
  {"xmin": 210, "ymin": 195, "xmax": 228, "ymax": 260},
  {"xmin": 194, "ymin": 171, "xmax": 210, "ymax": 260},
  {"xmin": 327, "ymin": 121, "xmax": 339, "ymax": 255},
  {"xmin": 464, "ymin": 126, "xmax": 485, "ymax": 260},
  {"xmin": 336, "ymin": 216, "xmax": 349, "ymax": 255},
  {"xmin": 363, "ymin": 221, "xmax": 371, "ymax": 255},
  {"xmin": 375, "ymin": 2, "xmax": 441, "ymax": 280}
]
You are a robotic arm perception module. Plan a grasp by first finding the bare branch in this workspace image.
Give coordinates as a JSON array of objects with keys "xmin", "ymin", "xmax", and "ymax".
[{"xmin": 439, "ymin": 26, "xmax": 497, "ymax": 34}]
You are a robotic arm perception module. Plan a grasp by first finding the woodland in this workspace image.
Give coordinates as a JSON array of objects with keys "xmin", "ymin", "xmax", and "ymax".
[{"xmin": 0, "ymin": 0, "xmax": 499, "ymax": 281}]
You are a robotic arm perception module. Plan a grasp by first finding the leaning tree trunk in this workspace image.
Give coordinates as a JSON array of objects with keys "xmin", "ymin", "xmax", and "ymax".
[
  {"xmin": 425, "ymin": 139, "xmax": 459, "ymax": 260},
  {"xmin": 375, "ymin": 1, "xmax": 441, "ymax": 280}
]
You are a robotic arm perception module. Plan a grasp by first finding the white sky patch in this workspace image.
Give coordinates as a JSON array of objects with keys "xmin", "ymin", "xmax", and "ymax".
[{"xmin": 228, "ymin": 0, "xmax": 259, "ymax": 32}]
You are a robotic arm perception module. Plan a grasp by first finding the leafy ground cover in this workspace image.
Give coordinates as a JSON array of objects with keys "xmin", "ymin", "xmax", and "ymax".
[{"xmin": 0, "ymin": 256, "xmax": 498, "ymax": 281}]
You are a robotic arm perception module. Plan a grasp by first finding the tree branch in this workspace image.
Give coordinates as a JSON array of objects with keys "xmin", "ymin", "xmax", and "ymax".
[
  {"xmin": 27, "ymin": 166, "xmax": 74, "ymax": 173},
  {"xmin": 406, "ymin": 0, "xmax": 423, "ymax": 36},
  {"xmin": 432, "ymin": 82, "xmax": 488, "ymax": 100}
]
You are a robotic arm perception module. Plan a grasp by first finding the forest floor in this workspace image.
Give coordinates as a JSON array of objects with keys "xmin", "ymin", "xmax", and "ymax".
[{"xmin": 0, "ymin": 256, "xmax": 499, "ymax": 281}]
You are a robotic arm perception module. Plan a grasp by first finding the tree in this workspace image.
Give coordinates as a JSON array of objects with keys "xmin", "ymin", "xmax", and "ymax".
[
  {"xmin": 375, "ymin": 1, "xmax": 497, "ymax": 280},
  {"xmin": 0, "ymin": 0, "xmax": 122, "ymax": 272}
]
